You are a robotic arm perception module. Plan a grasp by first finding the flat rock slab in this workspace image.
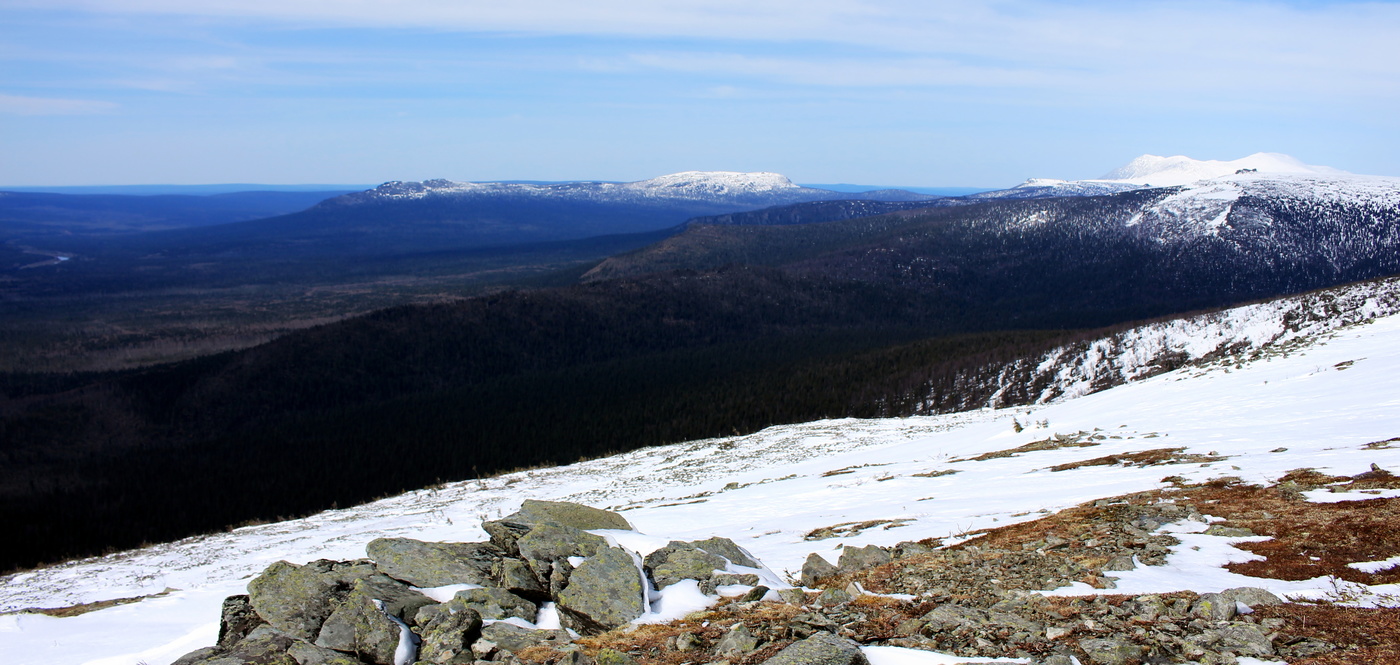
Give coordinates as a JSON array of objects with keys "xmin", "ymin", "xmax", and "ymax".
[
  {"xmin": 366, "ymin": 537, "xmax": 501, "ymax": 587},
  {"xmin": 764, "ymin": 633, "xmax": 869, "ymax": 665},
  {"xmin": 558, "ymin": 546, "xmax": 647, "ymax": 634}
]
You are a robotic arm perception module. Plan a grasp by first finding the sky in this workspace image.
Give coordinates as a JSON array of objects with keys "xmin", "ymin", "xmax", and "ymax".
[{"xmin": 1, "ymin": 1, "xmax": 1397, "ymax": 188}]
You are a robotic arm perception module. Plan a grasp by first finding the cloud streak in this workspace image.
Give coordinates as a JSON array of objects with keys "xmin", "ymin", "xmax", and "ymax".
[{"xmin": 0, "ymin": 93, "xmax": 118, "ymax": 115}]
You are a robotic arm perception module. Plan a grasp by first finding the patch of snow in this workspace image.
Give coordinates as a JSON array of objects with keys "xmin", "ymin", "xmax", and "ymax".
[
  {"xmin": 863, "ymin": 645, "xmax": 1031, "ymax": 664},
  {"xmin": 413, "ymin": 583, "xmax": 481, "ymax": 603},
  {"xmin": 1100, "ymin": 152, "xmax": 1347, "ymax": 187},
  {"xmin": 1302, "ymin": 488, "xmax": 1400, "ymax": 503},
  {"xmin": 1348, "ymin": 555, "xmax": 1400, "ymax": 574}
]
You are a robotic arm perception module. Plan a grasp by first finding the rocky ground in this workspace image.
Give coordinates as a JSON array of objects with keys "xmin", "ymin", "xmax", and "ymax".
[{"xmin": 153, "ymin": 468, "xmax": 1400, "ymax": 665}]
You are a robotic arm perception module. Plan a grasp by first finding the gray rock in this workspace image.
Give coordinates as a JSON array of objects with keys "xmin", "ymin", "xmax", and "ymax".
[
  {"xmin": 673, "ymin": 632, "xmax": 703, "ymax": 652},
  {"xmin": 813, "ymin": 587, "xmax": 852, "ymax": 607},
  {"xmin": 649, "ymin": 547, "xmax": 727, "ymax": 589},
  {"xmin": 690, "ymin": 537, "xmax": 762, "ymax": 568},
  {"xmin": 503, "ymin": 500, "xmax": 633, "ymax": 532},
  {"xmin": 356, "ymin": 573, "xmax": 437, "ymax": 621},
  {"xmin": 478, "ymin": 621, "xmax": 573, "ymax": 654},
  {"xmin": 366, "ymin": 538, "xmax": 502, "ymax": 588},
  {"xmin": 763, "ymin": 632, "xmax": 869, "ymax": 665},
  {"xmin": 918, "ymin": 604, "xmax": 988, "ymax": 632},
  {"xmin": 837, "ymin": 545, "xmax": 891, "ymax": 573},
  {"xmin": 1220, "ymin": 587, "xmax": 1283, "ymax": 608},
  {"xmin": 1191, "ymin": 593, "xmax": 1237, "ymax": 622},
  {"xmin": 247, "ymin": 561, "xmax": 342, "ymax": 641},
  {"xmin": 453, "ymin": 587, "xmax": 538, "ymax": 622},
  {"xmin": 217, "ymin": 594, "xmax": 265, "ymax": 649},
  {"xmin": 739, "ymin": 586, "xmax": 771, "ymax": 603},
  {"xmin": 777, "ymin": 588, "xmax": 809, "ymax": 605},
  {"xmin": 712, "ymin": 572, "xmax": 762, "ymax": 587},
  {"xmin": 494, "ymin": 557, "xmax": 548, "ymax": 600},
  {"xmin": 179, "ymin": 625, "xmax": 298, "ymax": 665},
  {"xmin": 1212, "ymin": 623, "xmax": 1274, "ymax": 657},
  {"xmin": 1078, "ymin": 637, "xmax": 1145, "ymax": 665},
  {"xmin": 593, "ymin": 648, "xmax": 637, "ymax": 665},
  {"xmin": 287, "ymin": 641, "xmax": 361, "ymax": 665},
  {"xmin": 790, "ymin": 613, "xmax": 840, "ymax": 639},
  {"xmin": 416, "ymin": 606, "xmax": 483, "ymax": 664},
  {"xmin": 516, "ymin": 523, "xmax": 608, "ymax": 585},
  {"xmin": 715, "ymin": 623, "xmax": 760, "ymax": 656},
  {"xmin": 557, "ymin": 546, "xmax": 647, "ymax": 634},
  {"xmin": 1102, "ymin": 555, "xmax": 1137, "ymax": 572},
  {"xmin": 800, "ymin": 553, "xmax": 838, "ymax": 586},
  {"xmin": 1204, "ymin": 525, "xmax": 1256, "ymax": 537},
  {"xmin": 313, "ymin": 581, "xmax": 405, "ymax": 665}
]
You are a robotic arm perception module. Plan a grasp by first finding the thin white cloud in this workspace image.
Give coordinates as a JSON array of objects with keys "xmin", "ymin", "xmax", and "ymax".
[{"xmin": 0, "ymin": 93, "xmax": 118, "ymax": 115}]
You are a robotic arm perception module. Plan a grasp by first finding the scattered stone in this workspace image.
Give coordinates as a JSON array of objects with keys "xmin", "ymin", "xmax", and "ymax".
[
  {"xmin": 1102, "ymin": 555, "xmax": 1136, "ymax": 571},
  {"xmin": 1190, "ymin": 593, "xmax": 1237, "ymax": 622},
  {"xmin": 557, "ymin": 546, "xmax": 647, "ymax": 634},
  {"xmin": 1219, "ymin": 587, "xmax": 1282, "ymax": 608},
  {"xmin": 1212, "ymin": 623, "xmax": 1274, "ymax": 657},
  {"xmin": 777, "ymin": 588, "xmax": 809, "ymax": 605},
  {"xmin": 1203, "ymin": 525, "xmax": 1256, "ymax": 537},
  {"xmin": 648, "ymin": 546, "xmax": 727, "ymax": 589},
  {"xmin": 739, "ymin": 585, "xmax": 771, "ymax": 603},
  {"xmin": 593, "ymin": 647, "xmax": 638, "ymax": 665},
  {"xmin": 813, "ymin": 587, "xmax": 852, "ymax": 607},
  {"xmin": 365, "ymin": 538, "xmax": 501, "ymax": 587},
  {"xmin": 764, "ymin": 632, "xmax": 869, "ymax": 665}
]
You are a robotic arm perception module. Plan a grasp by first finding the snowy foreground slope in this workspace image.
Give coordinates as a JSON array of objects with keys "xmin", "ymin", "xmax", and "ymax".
[{"xmin": 5, "ymin": 279, "xmax": 1400, "ymax": 664}]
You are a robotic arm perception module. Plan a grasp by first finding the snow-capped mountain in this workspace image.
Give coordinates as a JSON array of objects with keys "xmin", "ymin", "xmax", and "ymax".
[
  {"xmin": 970, "ymin": 153, "xmax": 1356, "ymax": 201},
  {"xmin": 331, "ymin": 172, "xmax": 932, "ymax": 208},
  {"xmin": 1100, "ymin": 152, "xmax": 1347, "ymax": 186},
  {"xmin": 4, "ymin": 275, "xmax": 1400, "ymax": 665}
]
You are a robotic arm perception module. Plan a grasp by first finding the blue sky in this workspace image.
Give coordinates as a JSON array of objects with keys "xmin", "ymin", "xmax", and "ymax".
[{"xmin": 1, "ymin": 1, "xmax": 1397, "ymax": 187}]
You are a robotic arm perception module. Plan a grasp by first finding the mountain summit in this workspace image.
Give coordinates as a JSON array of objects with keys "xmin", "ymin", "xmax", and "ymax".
[{"xmin": 1099, "ymin": 152, "xmax": 1346, "ymax": 186}]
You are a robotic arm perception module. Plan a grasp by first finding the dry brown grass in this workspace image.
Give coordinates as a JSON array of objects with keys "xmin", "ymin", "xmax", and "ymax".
[
  {"xmin": 1254, "ymin": 604, "xmax": 1400, "ymax": 665},
  {"xmin": 1047, "ymin": 447, "xmax": 1227, "ymax": 472},
  {"xmin": 12, "ymin": 588, "xmax": 175, "ymax": 617},
  {"xmin": 951, "ymin": 433, "xmax": 1099, "ymax": 463}
]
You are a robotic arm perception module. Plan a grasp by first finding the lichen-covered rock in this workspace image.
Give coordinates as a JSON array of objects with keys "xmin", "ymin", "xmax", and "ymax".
[
  {"xmin": 365, "ymin": 538, "xmax": 501, "ymax": 588},
  {"xmin": 1211, "ymin": 623, "xmax": 1274, "ymax": 657},
  {"xmin": 801, "ymin": 553, "xmax": 838, "ymax": 586},
  {"xmin": 837, "ymin": 545, "xmax": 890, "ymax": 573},
  {"xmin": 477, "ymin": 621, "xmax": 573, "ymax": 654},
  {"xmin": 286, "ymin": 641, "xmax": 361, "ymax": 665},
  {"xmin": 516, "ymin": 523, "xmax": 607, "ymax": 581},
  {"xmin": 557, "ymin": 546, "xmax": 647, "ymax": 634},
  {"xmin": 217, "ymin": 594, "xmax": 266, "ymax": 649},
  {"xmin": 356, "ymin": 573, "xmax": 436, "ymax": 621},
  {"xmin": 416, "ymin": 606, "xmax": 482, "ymax": 664},
  {"xmin": 812, "ymin": 587, "xmax": 852, "ymax": 607},
  {"xmin": 494, "ymin": 557, "xmax": 548, "ymax": 600},
  {"xmin": 1190, "ymin": 593, "xmax": 1237, "ymax": 622},
  {"xmin": 508, "ymin": 499, "xmax": 634, "ymax": 531},
  {"xmin": 1078, "ymin": 638, "xmax": 1145, "ymax": 665},
  {"xmin": 715, "ymin": 623, "xmax": 760, "ymax": 656},
  {"xmin": 916, "ymin": 604, "xmax": 988, "ymax": 633},
  {"xmin": 649, "ymin": 547, "xmax": 727, "ymax": 590},
  {"xmin": 763, "ymin": 632, "xmax": 869, "ymax": 665},
  {"xmin": 593, "ymin": 647, "xmax": 637, "ymax": 665},
  {"xmin": 453, "ymin": 587, "xmax": 538, "ymax": 622},
  {"xmin": 174, "ymin": 625, "xmax": 299, "ymax": 665},
  {"xmin": 689, "ymin": 537, "xmax": 762, "ymax": 568},
  {"xmin": 247, "ymin": 561, "xmax": 343, "ymax": 641},
  {"xmin": 313, "ymin": 581, "xmax": 405, "ymax": 665},
  {"xmin": 1220, "ymin": 586, "xmax": 1283, "ymax": 608}
]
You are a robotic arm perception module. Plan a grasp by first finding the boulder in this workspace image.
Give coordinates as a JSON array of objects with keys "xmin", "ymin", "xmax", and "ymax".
[
  {"xmin": 313, "ymin": 581, "xmax": 406, "ymax": 665},
  {"xmin": 508, "ymin": 499, "xmax": 634, "ymax": 531},
  {"xmin": 763, "ymin": 633, "xmax": 869, "ymax": 665},
  {"xmin": 416, "ymin": 606, "xmax": 483, "ymax": 665},
  {"xmin": 217, "ymin": 594, "xmax": 266, "ymax": 649},
  {"xmin": 813, "ymin": 587, "xmax": 852, "ymax": 607},
  {"xmin": 916, "ymin": 604, "xmax": 988, "ymax": 633},
  {"xmin": 557, "ymin": 546, "xmax": 647, "ymax": 634},
  {"xmin": 516, "ymin": 523, "xmax": 608, "ymax": 581},
  {"xmin": 1211, "ymin": 623, "xmax": 1275, "ymax": 657},
  {"xmin": 365, "ymin": 538, "xmax": 501, "ymax": 588},
  {"xmin": 800, "ymin": 553, "xmax": 838, "ymax": 586},
  {"xmin": 355, "ymin": 573, "xmax": 436, "ymax": 621},
  {"xmin": 1220, "ymin": 586, "xmax": 1283, "ymax": 608},
  {"xmin": 689, "ymin": 537, "xmax": 762, "ymax": 568},
  {"xmin": 247, "ymin": 561, "xmax": 343, "ymax": 641},
  {"xmin": 453, "ymin": 587, "xmax": 538, "ymax": 622},
  {"xmin": 837, "ymin": 545, "xmax": 890, "ymax": 573}
]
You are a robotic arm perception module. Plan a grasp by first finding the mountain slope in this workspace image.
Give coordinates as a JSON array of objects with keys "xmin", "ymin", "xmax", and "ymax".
[{"xmin": 3, "ymin": 275, "xmax": 1399, "ymax": 665}]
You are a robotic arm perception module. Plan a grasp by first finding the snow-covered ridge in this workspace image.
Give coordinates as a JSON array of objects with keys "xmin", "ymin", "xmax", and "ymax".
[
  {"xmin": 1100, "ymin": 152, "xmax": 1347, "ymax": 187},
  {"xmin": 974, "ymin": 276, "xmax": 1400, "ymax": 409}
]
